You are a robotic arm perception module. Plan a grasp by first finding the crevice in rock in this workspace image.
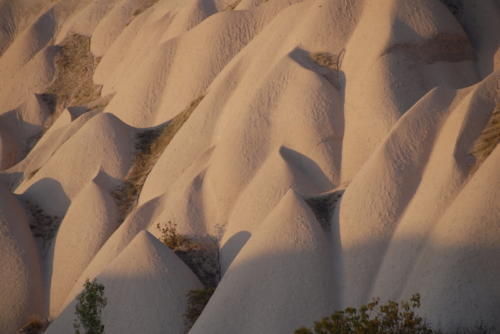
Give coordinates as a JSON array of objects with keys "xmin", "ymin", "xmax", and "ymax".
[
  {"xmin": 22, "ymin": 198, "xmax": 61, "ymax": 253},
  {"xmin": 304, "ymin": 189, "xmax": 344, "ymax": 228},
  {"xmin": 470, "ymin": 102, "xmax": 500, "ymax": 172},
  {"xmin": 111, "ymin": 96, "xmax": 205, "ymax": 223},
  {"xmin": 23, "ymin": 34, "xmax": 103, "ymax": 159}
]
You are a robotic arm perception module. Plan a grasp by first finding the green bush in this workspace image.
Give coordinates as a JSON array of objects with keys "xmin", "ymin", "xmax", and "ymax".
[
  {"xmin": 73, "ymin": 279, "xmax": 107, "ymax": 334},
  {"xmin": 295, "ymin": 294, "xmax": 433, "ymax": 334}
]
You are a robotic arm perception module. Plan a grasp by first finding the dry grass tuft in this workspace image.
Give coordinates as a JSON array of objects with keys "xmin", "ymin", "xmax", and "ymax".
[
  {"xmin": 470, "ymin": 103, "xmax": 500, "ymax": 171},
  {"xmin": 23, "ymin": 199, "xmax": 60, "ymax": 247},
  {"xmin": 156, "ymin": 220, "xmax": 221, "ymax": 332},
  {"xmin": 156, "ymin": 220, "xmax": 221, "ymax": 288},
  {"xmin": 310, "ymin": 52, "xmax": 337, "ymax": 69},
  {"xmin": 23, "ymin": 35, "xmax": 102, "ymax": 157},
  {"xmin": 309, "ymin": 50, "xmax": 344, "ymax": 89},
  {"xmin": 157, "ymin": 220, "xmax": 191, "ymax": 250},
  {"xmin": 43, "ymin": 34, "xmax": 102, "ymax": 118},
  {"xmin": 112, "ymin": 96, "xmax": 204, "ymax": 221}
]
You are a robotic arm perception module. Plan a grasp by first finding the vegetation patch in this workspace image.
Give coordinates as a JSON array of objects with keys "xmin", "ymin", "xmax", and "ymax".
[
  {"xmin": 43, "ymin": 34, "xmax": 102, "ymax": 119},
  {"xmin": 157, "ymin": 220, "xmax": 221, "ymax": 288},
  {"xmin": 295, "ymin": 294, "xmax": 432, "ymax": 334},
  {"xmin": 156, "ymin": 220, "xmax": 221, "ymax": 331},
  {"xmin": 24, "ymin": 199, "xmax": 60, "ymax": 247},
  {"xmin": 184, "ymin": 287, "xmax": 215, "ymax": 331},
  {"xmin": 295, "ymin": 294, "xmax": 495, "ymax": 334},
  {"xmin": 112, "ymin": 96, "xmax": 204, "ymax": 222},
  {"xmin": 305, "ymin": 190, "xmax": 344, "ymax": 228},
  {"xmin": 73, "ymin": 279, "xmax": 107, "ymax": 334},
  {"xmin": 157, "ymin": 220, "xmax": 190, "ymax": 250},
  {"xmin": 470, "ymin": 103, "xmax": 500, "ymax": 172},
  {"xmin": 309, "ymin": 51, "xmax": 344, "ymax": 89},
  {"xmin": 24, "ymin": 34, "xmax": 103, "ymax": 156},
  {"xmin": 310, "ymin": 52, "xmax": 337, "ymax": 69}
]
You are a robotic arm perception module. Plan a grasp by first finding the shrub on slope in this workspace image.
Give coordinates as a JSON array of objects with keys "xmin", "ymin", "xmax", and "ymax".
[
  {"xmin": 73, "ymin": 279, "xmax": 107, "ymax": 334},
  {"xmin": 295, "ymin": 294, "xmax": 495, "ymax": 334},
  {"xmin": 156, "ymin": 220, "xmax": 221, "ymax": 331}
]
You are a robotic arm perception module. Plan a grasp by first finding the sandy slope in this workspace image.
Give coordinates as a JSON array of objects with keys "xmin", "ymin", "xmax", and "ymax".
[
  {"xmin": 45, "ymin": 231, "xmax": 203, "ymax": 334},
  {"xmin": 48, "ymin": 175, "xmax": 120, "ymax": 318},
  {"xmin": 0, "ymin": 183, "xmax": 44, "ymax": 334},
  {"xmin": 0, "ymin": 0, "xmax": 499, "ymax": 332}
]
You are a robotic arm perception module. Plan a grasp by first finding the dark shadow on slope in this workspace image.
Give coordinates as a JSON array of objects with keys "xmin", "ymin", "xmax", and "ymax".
[
  {"xmin": 197, "ymin": 237, "xmax": 500, "ymax": 333},
  {"xmin": 329, "ymin": 194, "xmax": 343, "ymax": 311},
  {"xmin": 17, "ymin": 177, "xmax": 69, "ymax": 317},
  {"xmin": 382, "ymin": 16, "xmax": 480, "ymax": 90},
  {"xmin": 199, "ymin": 0, "xmax": 218, "ymax": 14},
  {"xmin": 279, "ymin": 146, "xmax": 333, "ymax": 194},
  {"xmin": 0, "ymin": 109, "xmax": 45, "ymax": 169},
  {"xmin": 43, "ymin": 227, "xmax": 500, "ymax": 333},
  {"xmin": 289, "ymin": 47, "xmax": 345, "ymax": 89},
  {"xmin": 288, "ymin": 47, "xmax": 346, "ymax": 183},
  {"xmin": 304, "ymin": 189, "xmax": 344, "ymax": 228},
  {"xmin": 340, "ymin": 239, "xmax": 500, "ymax": 333},
  {"xmin": 384, "ymin": 15, "xmax": 475, "ymax": 65},
  {"xmin": 220, "ymin": 230, "xmax": 251, "ymax": 273},
  {"xmin": 21, "ymin": 177, "xmax": 70, "ymax": 217},
  {"xmin": 0, "ymin": 170, "xmax": 23, "ymax": 190}
]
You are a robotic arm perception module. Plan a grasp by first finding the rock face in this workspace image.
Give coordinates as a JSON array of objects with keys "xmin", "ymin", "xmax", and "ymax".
[
  {"xmin": 0, "ymin": 184, "xmax": 44, "ymax": 334},
  {"xmin": 45, "ymin": 231, "xmax": 202, "ymax": 334},
  {"xmin": 49, "ymin": 176, "xmax": 120, "ymax": 318},
  {"xmin": 190, "ymin": 190, "xmax": 336, "ymax": 334},
  {"xmin": 336, "ymin": 72, "xmax": 500, "ymax": 325},
  {"xmin": 0, "ymin": 0, "xmax": 499, "ymax": 333}
]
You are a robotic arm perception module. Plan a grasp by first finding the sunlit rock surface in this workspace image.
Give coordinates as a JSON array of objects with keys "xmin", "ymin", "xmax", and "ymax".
[{"xmin": 0, "ymin": 0, "xmax": 499, "ymax": 332}]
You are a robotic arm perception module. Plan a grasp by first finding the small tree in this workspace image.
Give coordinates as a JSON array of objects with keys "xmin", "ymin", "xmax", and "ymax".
[{"xmin": 74, "ymin": 279, "xmax": 107, "ymax": 334}]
